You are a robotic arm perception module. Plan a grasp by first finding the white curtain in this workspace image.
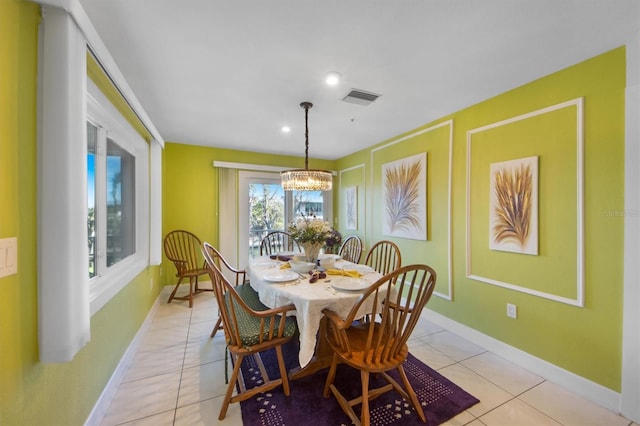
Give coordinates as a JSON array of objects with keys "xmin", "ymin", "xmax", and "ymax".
[
  {"xmin": 149, "ymin": 140, "xmax": 163, "ymax": 265},
  {"xmin": 38, "ymin": 6, "xmax": 90, "ymax": 362},
  {"xmin": 217, "ymin": 167, "xmax": 240, "ymax": 281}
]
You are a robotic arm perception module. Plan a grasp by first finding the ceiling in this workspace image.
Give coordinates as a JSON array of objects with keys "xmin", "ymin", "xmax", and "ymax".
[{"xmin": 77, "ymin": 0, "xmax": 638, "ymax": 160}]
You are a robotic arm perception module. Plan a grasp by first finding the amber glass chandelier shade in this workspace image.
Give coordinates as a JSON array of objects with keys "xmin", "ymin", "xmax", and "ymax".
[{"xmin": 281, "ymin": 102, "xmax": 333, "ymax": 191}]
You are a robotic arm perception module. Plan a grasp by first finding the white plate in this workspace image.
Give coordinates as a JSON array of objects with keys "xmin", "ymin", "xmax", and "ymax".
[
  {"xmin": 252, "ymin": 258, "xmax": 274, "ymax": 267},
  {"xmin": 350, "ymin": 264, "xmax": 375, "ymax": 273},
  {"xmin": 263, "ymin": 270, "xmax": 299, "ymax": 282},
  {"xmin": 332, "ymin": 278, "xmax": 371, "ymax": 291},
  {"xmin": 277, "ymin": 251, "xmax": 295, "ymax": 257}
]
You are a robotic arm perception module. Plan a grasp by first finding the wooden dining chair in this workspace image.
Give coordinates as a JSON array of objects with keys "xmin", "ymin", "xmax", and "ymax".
[
  {"xmin": 201, "ymin": 244, "xmax": 248, "ymax": 338},
  {"xmin": 322, "ymin": 264, "xmax": 437, "ymax": 426},
  {"xmin": 202, "ymin": 241, "xmax": 298, "ymax": 420},
  {"xmin": 163, "ymin": 230, "xmax": 211, "ymax": 307},
  {"xmin": 338, "ymin": 235, "xmax": 363, "ymax": 263},
  {"xmin": 259, "ymin": 231, "xmax": 300, "ymax": 255},
  {"xmin": 364, "ymin": 240, "xmax": 401, "ymax": 275}
]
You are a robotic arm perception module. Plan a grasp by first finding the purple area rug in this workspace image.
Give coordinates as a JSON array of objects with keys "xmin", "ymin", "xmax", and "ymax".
[{"xmin": 239, "ymin": 340, "xmax": 479, "ymax": 425}]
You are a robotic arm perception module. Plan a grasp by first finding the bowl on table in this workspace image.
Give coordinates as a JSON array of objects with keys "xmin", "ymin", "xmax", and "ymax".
[
  {"xmin": 319, "ymin": 257, "xmax": 335, "ymax": 270},
  {"xmin": 292, "ymin": 254, "xmax": 307, "ymax": 263},
  {"xmin": 289, "ymin": 260, "xmax": 316, "ymax": 274}
]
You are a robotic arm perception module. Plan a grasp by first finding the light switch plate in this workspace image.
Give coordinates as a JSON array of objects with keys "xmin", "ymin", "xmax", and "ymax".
[{"xmin": 0, "ymin": 237, "xmax": 17, "ymax": 279}]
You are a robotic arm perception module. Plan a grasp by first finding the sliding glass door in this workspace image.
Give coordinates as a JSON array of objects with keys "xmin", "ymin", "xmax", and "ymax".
[
  {"xmin": 248, "ymin": 181, "xmax": 286, "ymax": 257},
  {"xmin": 237, "ymin": 170, "xmax": 332, "ymax": 268}
]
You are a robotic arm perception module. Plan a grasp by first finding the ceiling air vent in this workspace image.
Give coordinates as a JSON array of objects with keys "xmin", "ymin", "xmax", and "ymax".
[{"xmin": 342, "ymin": 89, "xmax": 380, "ymax": 106}]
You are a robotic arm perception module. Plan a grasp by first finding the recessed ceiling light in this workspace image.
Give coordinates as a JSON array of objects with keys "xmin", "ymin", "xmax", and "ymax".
[
  {"xmin": 281, "ymin": 125, "xmax": 291, "ymax": 133},
  {"xmin": 325, "ymin": 71, "xmax": 341, "ymax": 86}
]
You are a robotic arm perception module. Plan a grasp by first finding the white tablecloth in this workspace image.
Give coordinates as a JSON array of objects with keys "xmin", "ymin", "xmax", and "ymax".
[{"xmin": 248, "ymin": 256, "xmax": 382, "ymax": 367}]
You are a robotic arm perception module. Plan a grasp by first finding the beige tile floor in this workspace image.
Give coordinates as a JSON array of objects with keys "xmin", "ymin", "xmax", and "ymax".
[{"xmin": 100, "ymin": 291, "xmax": 637, "ymax": 426}]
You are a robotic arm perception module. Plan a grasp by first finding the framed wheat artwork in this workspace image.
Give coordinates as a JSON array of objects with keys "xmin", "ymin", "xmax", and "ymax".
[
  {"xmin": 489, "ymin": 156, "xmax": 538, "ymax": 255},
  {"xmin": 345, "ymin": 186, "xmax": 357, "ymax": 230},
  {"xmin": 382, "ymin": 152, "xmax": 427, "ymax": 240}
]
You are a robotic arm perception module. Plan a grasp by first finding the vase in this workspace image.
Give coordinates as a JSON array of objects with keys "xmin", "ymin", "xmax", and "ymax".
[{"xmin": 300, "ymin": 242, "xmax": 323, "ymax": 264}]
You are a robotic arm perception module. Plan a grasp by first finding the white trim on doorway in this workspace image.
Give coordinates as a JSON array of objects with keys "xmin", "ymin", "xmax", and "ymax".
[{"xmin": 621, "ymin": 39, "xmax": 640, "ymax": 422}]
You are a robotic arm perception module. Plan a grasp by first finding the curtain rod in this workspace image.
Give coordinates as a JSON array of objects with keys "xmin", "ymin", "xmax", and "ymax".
[{"xmin": 213, "ymin": 161, "xmax": 337, "ymax": 175}]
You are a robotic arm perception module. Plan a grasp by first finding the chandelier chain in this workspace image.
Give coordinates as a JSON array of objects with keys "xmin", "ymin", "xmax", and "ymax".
[
  {"xmin": 304, "ymin": 103, "xmax": 309, "ymax": 170},
  {"xmin": 301, "ymin": 101, "xmax": 312, "ymax": 170},
  {"xmin": 280, "ymin": 101, "xmax": 331, "ymax": 191}
]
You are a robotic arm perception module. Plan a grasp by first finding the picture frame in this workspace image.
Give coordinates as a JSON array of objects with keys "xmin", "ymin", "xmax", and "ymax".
[
  {"xmin": 489, "ymin": 156, "xmax": 539, "ymax": 255},
  {"xmin": 345, "ymin": 186, "xmax": 358, "ymax": 230},
  {"xmin": 382, "ymin": 152, "xmax": 427, "ymax": 240}
]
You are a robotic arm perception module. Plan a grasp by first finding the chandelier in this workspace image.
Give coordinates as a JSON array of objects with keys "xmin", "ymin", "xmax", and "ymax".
[{"xmin": 281, "ymin": 102, "xmax": 333, "ymax": 191}]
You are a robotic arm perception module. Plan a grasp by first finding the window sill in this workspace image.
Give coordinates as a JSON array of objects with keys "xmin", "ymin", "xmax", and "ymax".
[{"xmin": 89, "ymin": 255, "xmax": 147, "ymax": 315}]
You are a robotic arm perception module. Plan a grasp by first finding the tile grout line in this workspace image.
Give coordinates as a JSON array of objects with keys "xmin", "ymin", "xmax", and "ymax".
[
  {"xmin": 172, "ymin": 303, "xmax": 195, "ymax": 425},
  {"xmin": 433, "ymin": 344, "xmax": 568, "ymax": 426},
  {"xmin": 510, "ymin": 381, "xmax": 568, "ymax": 426}
]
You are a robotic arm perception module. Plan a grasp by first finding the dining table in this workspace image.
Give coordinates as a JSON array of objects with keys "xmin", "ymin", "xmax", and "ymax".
[{"xmin": 247, "ymin": 255, "xmax": 383, "ymax": 379}]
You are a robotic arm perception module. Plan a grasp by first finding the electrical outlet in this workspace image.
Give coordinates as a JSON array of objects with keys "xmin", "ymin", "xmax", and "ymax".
[{"xmin": 507, "ymin": 303, "xmax": 517, "ymax": 319}]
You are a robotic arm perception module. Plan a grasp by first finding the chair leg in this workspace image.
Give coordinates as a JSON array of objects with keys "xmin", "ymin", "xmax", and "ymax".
[
  {"xmin": 167, "ymin": 277, "xmax": 184, "ymax": 304},
  {"xmin": 323, "ymin": 353, "xmax": 339, "ymax": 398},
  {"xmin": 360, "ymin": 370, "xmax": 370, "ymax": 426},
  {"xmin": 219, "ymin": 353, "xmax": 245, "ymax": 421},
  {"xmin": 210, "ymin": 316, "xmax": 223, "ymax": 338},
  {"xmin": 193, "ymin": 275, "xmax": 214, "ymax": 295},
  {"xmin": 396, "ymin": 365, "xmax": 426, "ymax": 423},
  {"xmin": 275, "ymin": 345, "xmax": 290, "ymax": 396},
  {"xmin": 187, "ymin": 276, "xmax": 195, "ymax": 308}
]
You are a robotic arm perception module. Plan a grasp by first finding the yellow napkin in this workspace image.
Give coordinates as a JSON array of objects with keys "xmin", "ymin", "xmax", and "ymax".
[
  {"xmin": 326, "ymin": 269, "xmax": 362, "ymax": 278},
  {"xmin": 279, "ymin": 262, "xmax": 291, "ymax": 270}
]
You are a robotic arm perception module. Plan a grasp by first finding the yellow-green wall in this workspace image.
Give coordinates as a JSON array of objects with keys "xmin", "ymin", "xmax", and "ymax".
[
  {"xmin": 335, "ymin": 47, "xmax": 625, "ymax": 391},
  {"xmin": 337, "ymin": 164, "xmax": 367, "ymax": 248},
  {"xmin": 0, "ymin": 2, "xmax": 163, "ymax": 424},
  {"xmin": 161, "ymin": 143, "xmax": 335, "ymax": 284},
  {"xmin": 0, "ymin": 0, "xmax": 628, "ymax": 423},
  {"xmin": 163, "ymin": 48, "xmax": 625, "ymax": 392}
]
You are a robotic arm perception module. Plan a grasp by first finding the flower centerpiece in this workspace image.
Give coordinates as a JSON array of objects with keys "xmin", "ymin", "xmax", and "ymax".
[
  {"xmin": 288, "ymin": 217, "xmax": 333, "ymax": 263},
  {"xmin": 324, "ymin": 229, "xmax": 343, "ymax": 255}
]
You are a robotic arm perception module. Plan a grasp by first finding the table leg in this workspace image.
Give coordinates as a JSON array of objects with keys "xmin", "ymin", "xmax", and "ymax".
[{"xmin": 288, "ymin": 316, "xmax": 335, "ymax": 380}]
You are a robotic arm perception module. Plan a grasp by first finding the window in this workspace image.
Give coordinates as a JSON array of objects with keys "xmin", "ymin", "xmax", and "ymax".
[
  {"xmin": 238, "ymin": 170, "xmax": 333, "ymax": 267},
  {"xmin": 38, "ymin": 9, "xmax": 160, "ymax": 362},
  {"xmin": 248, "ymin": 182, "xmax": 285, "ymax": 256},
  {"xmin": 246, "ymin": 185, "xmax": 326, "ymax": 257},
  {"xmin": 87, "ymin": 79, "xmax": 149, "ymax": 313},
  {"xmin": 106, "ymin": 138, "xmax": 136, "ymax": 265},
  {"xmin": 292, "ymin": 190, "xmax": 325, "ymax": 219},
  {"xmin": 88, "ymin": 123, "xmax": 97, "ymax": 278},
  {"xmin": 88, "ymin": 123, "xmax": 138, "ymax": 278}
]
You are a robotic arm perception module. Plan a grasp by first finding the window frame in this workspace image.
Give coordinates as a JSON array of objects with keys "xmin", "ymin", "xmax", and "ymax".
[
  {"xmin": 87, "ymin": 79, "xmax": 149, "ymax": 315},
  {"xmin": 237, "ymin": 170, "xmax": 333, "ymax": 269}
]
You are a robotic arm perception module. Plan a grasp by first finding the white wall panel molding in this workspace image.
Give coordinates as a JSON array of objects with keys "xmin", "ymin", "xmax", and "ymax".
[
  {"xmin": 370, "ymin": 120, "xmax": 454, "ymax": 301},
  {"xmin": 466, "ymin": 98, "xmax": 584, "ymax": 307}
]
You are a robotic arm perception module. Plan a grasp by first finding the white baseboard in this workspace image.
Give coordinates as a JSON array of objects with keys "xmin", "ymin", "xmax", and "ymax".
[
  {"xmin": 423, "ymin": 308, "xmax": 622, "ymax": 415},
  {"xmin": 84, "ymin": 289, "xmax": 166, "ymax": 426}
]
